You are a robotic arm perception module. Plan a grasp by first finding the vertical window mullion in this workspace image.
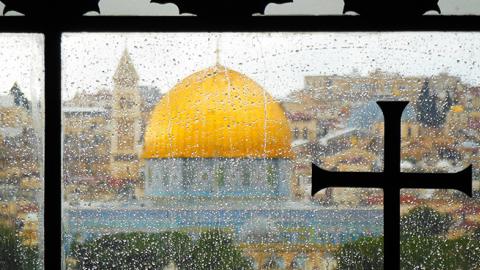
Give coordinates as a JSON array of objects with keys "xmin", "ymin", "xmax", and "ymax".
[{"xmin": 44, "ymin": 29, "xmax": 62, "ymax": 270}]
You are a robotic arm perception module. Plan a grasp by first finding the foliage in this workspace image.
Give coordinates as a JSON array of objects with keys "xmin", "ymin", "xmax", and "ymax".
[
  {"xmin": 336, "ymin": 207, "xmax": 480, "ymax": 269},
  {"xmin": 71, "ymin": 230, "xmax": 252, "ymax": 270},
  {"xmin": 400, "ymin": 235, "xmax": 453, "ymax": 269},
  {"xmin": 0, "ymin": 224, "xmax": 39, "ymax": 270},
  {"xmin": 71, "ymin": 232, "xmax": 171, "ymax": 270},
  {"xmin": 415, "ymin": 80, "xmax": 451, "ymax": 128},
  {"xmin": 9, "ymin": 83, "xmax": 30, "ymax": 111},
  {"xmin": 400, "ymin": 206, "xmax": 452, "ymax": 238},
  {"xmin": 335, "ymin": 236, "xmax": 384, "ymax": 270},
  {"xmin": 401, "ymin": 235, "xmax": 480, "ymax": 269},
  {"xmin": 191, "ymin": 230, "xmax": 252, "ymax": 270}
]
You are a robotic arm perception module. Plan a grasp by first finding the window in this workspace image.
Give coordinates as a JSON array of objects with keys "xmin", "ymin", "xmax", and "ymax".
[
  {"xmin": 2, "ymin": 6, "xmax": 480, "ymax": 270},
  {"xmin": 0, "ymin": 34, "xmax": 44, "ymax": 269},
  {"xmin": 58, "ymin": 31, "xmax": 480, "ymax": 270},
  {"xmin": 293, "ymin": 127, "xmax": 299, "ymax": 139}
]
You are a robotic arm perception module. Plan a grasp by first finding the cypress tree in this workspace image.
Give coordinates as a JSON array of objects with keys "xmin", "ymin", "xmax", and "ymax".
[
  {"xmin": 430, "ymin": 92, "xmax": 440, "ymax": 127},
  {"xmin": 9, "ymin": 82, "xmax": 30, "ymax": 111},
  {"xmin": 416, "ymin": 79, "xmax": 443, "ymax": 128},
  {"xmin": 416, "ymin": 79, "xmax": 432, "ymax": 126},
  {"xmin": 439, "ymin": 91, "xmax": 453, "ymax": 125}
]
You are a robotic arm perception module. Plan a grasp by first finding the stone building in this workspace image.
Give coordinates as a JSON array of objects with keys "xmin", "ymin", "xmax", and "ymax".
[{"xmin": 110, "ymin": 49, "xmax": 143, "ymax": 183}]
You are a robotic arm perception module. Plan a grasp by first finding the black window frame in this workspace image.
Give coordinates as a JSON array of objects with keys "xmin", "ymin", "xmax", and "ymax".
[{"xmin": 0, "ymin": 14, "xmax": 479, "ymax": 270}]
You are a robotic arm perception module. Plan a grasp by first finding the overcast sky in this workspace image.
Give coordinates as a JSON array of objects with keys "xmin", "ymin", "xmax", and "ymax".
[
  {"xmin": 2, "ymin": 32, "xmax": 480, "ymax": 102},
  {"xmin": 0, "ymin": 34, "xmax": 43, "ymax": 102},
  {"xmin": 1, "ymin": 0, "xmax": 480, "ymax": 15},
  {"xmin": 58, "ymin": 32, "xmax": 480, "ymax": 101}
]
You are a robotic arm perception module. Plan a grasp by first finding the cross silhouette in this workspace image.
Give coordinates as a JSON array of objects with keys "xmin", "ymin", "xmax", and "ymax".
[{"xmin": 312, "ymin": 101, "xmax": 473, "ymax": 270}]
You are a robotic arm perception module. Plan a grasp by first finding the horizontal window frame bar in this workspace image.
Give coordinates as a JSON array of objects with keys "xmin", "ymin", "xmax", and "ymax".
[{"xmin": 1, "ymin": 16, "xmax": 480, "ymax": 32}]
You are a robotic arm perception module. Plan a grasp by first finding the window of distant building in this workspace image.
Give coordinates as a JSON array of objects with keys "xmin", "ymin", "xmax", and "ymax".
[
  {"xmin": 326, "ymin": 79, "xmax": 333, "ymax": 87},
  {"xmin": 293, "ymin": 127, "xmax": 299, "ymax": 139},
  {"xmin": 303, "ymin": 128, "xmax": 308, "ymax": 140}
]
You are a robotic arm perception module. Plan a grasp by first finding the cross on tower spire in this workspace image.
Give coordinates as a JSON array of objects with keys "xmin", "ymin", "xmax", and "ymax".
[{"xmin": 312, "ymin": 101, "xmax": 472, "ymax": 269}]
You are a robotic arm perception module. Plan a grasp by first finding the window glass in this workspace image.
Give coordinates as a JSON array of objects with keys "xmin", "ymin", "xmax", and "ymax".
[
  {"xmin": 62, "ymin": 32, "xmax": 479, "ymax": 269},
  {"xmin": 0, "ymin": 34, "xmax": 44, "ymax": 269}
]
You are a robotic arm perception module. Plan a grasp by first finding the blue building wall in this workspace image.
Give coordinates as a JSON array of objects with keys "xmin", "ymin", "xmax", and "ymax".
[{"xmin": 145, "ymin": 158, "xmax": 291, "ymax": 198}]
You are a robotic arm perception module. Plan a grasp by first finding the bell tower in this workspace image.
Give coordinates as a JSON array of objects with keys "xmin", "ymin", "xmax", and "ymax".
[{"xmin": 110, "ymin": 49, "xmax": 142, "ymax": 183}]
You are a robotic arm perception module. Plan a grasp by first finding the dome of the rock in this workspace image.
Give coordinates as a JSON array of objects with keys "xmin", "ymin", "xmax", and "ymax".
[
  {"xmin": 143, "ymin": 65, "xmax": 294, "ymax": 159},
  {"xmin": 142, "ymin": 65, "xmax": 293, "ymax": 198}
]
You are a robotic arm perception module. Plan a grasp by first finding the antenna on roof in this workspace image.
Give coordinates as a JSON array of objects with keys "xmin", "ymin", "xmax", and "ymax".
[{"xmin": 215, "ymin": 34, "xmax": 221, "ymax": 66}]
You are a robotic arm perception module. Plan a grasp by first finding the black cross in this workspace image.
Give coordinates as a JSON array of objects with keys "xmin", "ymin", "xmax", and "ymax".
[{"xmin": 312, "ymin": 101, "xmax": 473, "ymax": 270}]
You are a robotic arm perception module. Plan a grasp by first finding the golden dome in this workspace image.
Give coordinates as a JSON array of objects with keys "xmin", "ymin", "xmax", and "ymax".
[{"xmin": 143, "ymin": 65, "xmax": 294, "ymax": 159}]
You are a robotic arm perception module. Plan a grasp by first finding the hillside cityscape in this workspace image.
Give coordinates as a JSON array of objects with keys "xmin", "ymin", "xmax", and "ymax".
[{"xmin": 1, "ymin": 48, "xmax": 480, "ymax": 269}]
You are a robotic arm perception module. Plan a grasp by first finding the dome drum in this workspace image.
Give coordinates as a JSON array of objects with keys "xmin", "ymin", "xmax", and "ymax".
[{"xmin": 144, "ymin": 157, "xmax": 291, "ymax": 198}]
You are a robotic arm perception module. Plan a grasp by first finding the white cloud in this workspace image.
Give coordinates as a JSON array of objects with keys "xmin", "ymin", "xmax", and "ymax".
[
  {"xmin": 439, "ymin": 0, "xmax": 480, "ymax": 14},
  {"xmin": 265, "ymin": 0, "xmax": 479, "ymax": 15},
  {"xmin": 265, "ymin": 0, "xmax": 343, "ymax": 15},
  {"xmin": 0, "ymin": 2, "xmax": 25, "ymax": 15},
  {"xmin": 91, "ymin": 0, "xmax": 181, "ymax": 15}
]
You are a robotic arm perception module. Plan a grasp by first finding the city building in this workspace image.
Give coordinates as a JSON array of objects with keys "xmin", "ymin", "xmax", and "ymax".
[{"xmin": 0, "ymin": 83, "xmax": 41, "ymax": 247}]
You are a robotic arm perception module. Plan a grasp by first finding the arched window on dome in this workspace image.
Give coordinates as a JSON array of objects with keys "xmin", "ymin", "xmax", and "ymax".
[
  {"xmin": 215, "ymin": 164, "xmax": 226, "ymax": 190},
  {"xmin": 181, "ymin": 159, "xmax": 195, "ymax": 190},
  {"xmin": 242, "ymin": 162, "xmax": 251, "ymax": 188},
  {"xmin": 162, "ymin": 169, "xmax": 169, "ymax": 186},
  {"xmin": 266, "ymin": 161, "xmax": 280, "ymax": 194}
]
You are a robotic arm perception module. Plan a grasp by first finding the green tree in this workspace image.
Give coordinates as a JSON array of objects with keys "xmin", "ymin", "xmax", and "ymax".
[
  {"xmin": 190, "ymin": 230, "xmax": 252, "ymax": 270},
  {"xmin": 400, "ymin": 235, "xmax": 453, "ymax": 269},
  {"xmin": 416, "ymin": 79, "xmax": 443, "ymax": 127},
  {"xmin": 71, "ymin": 230, "xmax": 252, "ymax": 270},
  {"xmin": 439, "ymin": 90, "xmax": 453, "ymax": 123},
  {"xmin": 335, "ymin": 207, "xmax": 464, "ymax": 269},
  {"xmin": 400, "ymin": 206, "xmax": 453, "ymax": 238},
  {"xmin": 72, "ymin": 232, "xmax": 171, "ymax": 270},
  {"xmin": 335, "ymin": 236, "xmax": 383, "ymax": 270},
  {"xmin": 9, "ymin": 82, "xmax": 30, "ymax": 111},
  {"xmin": 163, "ymin": 231, "xmax": 195, "ymax": 268},
  {"xmin": 0, "ymin": 224, "xmax": 39, "ymax": 270}
]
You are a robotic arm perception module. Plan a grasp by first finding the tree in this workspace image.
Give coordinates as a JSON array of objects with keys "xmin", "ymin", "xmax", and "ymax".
[
  {"xmin": 400, "ymin": 206, "xmax": 453, "ymax": 238},
  {"xmin": 438, "ymin": 91, "xmax": 453, "ymax": 125},
  {"xmin": 335, "ymin": 207, "xmax": 463, "ymax": 270},
  {"xmin": 163, "ymin": 231, "xmax": 195, "ymax": 269},
  {"xmin": 335, "ymin": 236, "xmax": 384, "ymax": 270},
  {"xmin": 71, "ymin": 230, "xmax": 252, "ymax": 270},
  {"xmin": 400, "ymin": 235, "xmax": 453, "ymax": 269},
  {"xmin": 0, "ymin": 224, "xmax": 39, "ymax": 270},
  {"xmin": 190, "ymin": 230, "xmax": 252, "ymax": 270},
  {"xmin": 416, "ymin": 79, "xmax": 443, "ymax": 127},
  {"xmin": 71, "ymin": 232, "xmax": 171, "ymax": 270},
  {"xmin": 9, "ymin": 82, "xmax": 30, "ymax": 111}
]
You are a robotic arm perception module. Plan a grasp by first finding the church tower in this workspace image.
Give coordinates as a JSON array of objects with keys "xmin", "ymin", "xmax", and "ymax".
[{"xmin": 110, "ymin": 49, "xmax": 142, "ymax": 184}]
